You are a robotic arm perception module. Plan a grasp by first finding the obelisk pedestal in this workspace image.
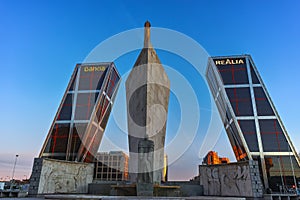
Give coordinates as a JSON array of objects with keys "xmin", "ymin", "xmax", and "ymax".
[{"xmin": 137, "ymin": 138, "xmax": 154, "ymax": 196}]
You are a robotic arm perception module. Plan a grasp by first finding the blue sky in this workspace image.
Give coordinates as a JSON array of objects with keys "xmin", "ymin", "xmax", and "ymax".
[{"xmin": 0, "ymin": 0, "xmax": 300, "ymax": 181}]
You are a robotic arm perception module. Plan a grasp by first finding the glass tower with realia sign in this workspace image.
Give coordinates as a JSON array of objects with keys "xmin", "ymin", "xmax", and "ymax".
[
  {"xmin": 39, "ymin": 63, "xmax": 120, "ymax": 163},
  {"xmin": 206, "ymin": 55, "xmax": 300, "ymax": 192}
]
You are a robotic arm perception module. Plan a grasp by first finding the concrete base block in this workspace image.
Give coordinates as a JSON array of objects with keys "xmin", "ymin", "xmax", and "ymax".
[
  {"xmin": 199, "ymin": 160, "xmax": 263, "ymax": 198},
  {"xmin": 137, "ymin": 183, "xmax": 153, "ymax": 196},
  {"xmin": 29, "ymin": 158, "xmax": 94, "ymax": 195}
]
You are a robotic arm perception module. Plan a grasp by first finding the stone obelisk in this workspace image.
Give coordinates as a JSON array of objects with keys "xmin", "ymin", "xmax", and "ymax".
[{"xmin": 126, "ymin": 21, "xmax": 170, "ymax": 184}]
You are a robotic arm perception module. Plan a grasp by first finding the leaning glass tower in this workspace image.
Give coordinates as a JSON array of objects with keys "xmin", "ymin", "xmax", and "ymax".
[
  {"xmin": 39, "ymin": 62, "xmax": 120, "ymax": 163},
  {"xmin": 206, "ymin": 55, "xmax": 300, "ymax": 192}
]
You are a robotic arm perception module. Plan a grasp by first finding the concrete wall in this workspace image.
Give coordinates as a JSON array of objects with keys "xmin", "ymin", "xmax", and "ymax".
[
  {"xmin": 165, "ymin": 181, "xmax": 203, "ymax": 197},
  {"xmin": 199, "ymin": 160, "xmax": 263, "ymax": 198},
  {"xmin": 29, "ymin": 158, "xmax": 93, "ymax": 195},
  {"xmin": 28, "ymin": 158, "xmax": 43, "ymax": 195},
  {"xmin": 89, "ymin": 181, "xmax": 138, "ymax": 196},
  {"xmin": 88, "ymin": 181, "xmax": 201, "ymax": 197},
  {"xmin": 88, "ymin": 181, "xmax": 120, "ymax": 195}
]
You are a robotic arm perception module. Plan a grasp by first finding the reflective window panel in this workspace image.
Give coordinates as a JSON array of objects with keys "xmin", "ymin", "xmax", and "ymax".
[
  {"xmin": 68, "ymin": 67, "xmax": 78, "ymax": 91},
  {"xmin": 105, "ymin": 68, "xmax": 120, "ymax": 98},
  {"xmin": 238, "ymin": 120, "xmax": 259, "ymax": 152},
  {"xmin": 259, "ymin": 119, "xmax": 290, "ymax": 152},
  {"xmin": 254, "ymin": 87, "xmax": 275, "ymax": 116},
  {"xmin": 265, "ymin": 156, "xmax": 300, "ymax": 192},
  {"xmin": 78, "ymin": 65, "xmax": 108, "ymax": 91},
  {"xmin": 57, "ymin": 94, "xmax": 73, "ymax": 120},
  {"xmin": 226, "ymin": 87, "xmax": 254, "ymax": 116},
  {"xmin": 69, "ymin": 123, "xmax": 88, "ymax": 160},
  {"xmin": 249, "ymin": 61, "xmax": 260, "ymax": 84},
  {"xmin": 44, "ymin": 123, "xmax": 70, "ymax": 154},
  {"xmin": 226, "ymin": 122, "xmax": 248, "ymax": 161},
  {"xmin": 214, "ymin": 58, "xmax": 249, "ymax": 85},
  {"xmin": 75, "ymin": 92, "xmax": 99, "ymax": 120}
]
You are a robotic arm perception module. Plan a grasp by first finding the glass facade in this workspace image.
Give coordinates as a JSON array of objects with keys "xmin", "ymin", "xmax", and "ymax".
[
  {"xmin": 265, "ymin": 156, "xmax": 300, "ymax": 192},
  {"xmin": 206, "ymin": 55, "xmax": 300, "ymax": 193},
  {"xmin": 94, "ymin": 151, "xmax": 129, "ymax": 181},
  {"xmin": 40, "ymin": 63, "xmax": 120, "ymax": 163}
]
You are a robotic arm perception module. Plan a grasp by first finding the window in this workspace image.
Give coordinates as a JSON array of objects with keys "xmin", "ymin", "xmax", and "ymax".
[
  {"xmin": 46, "ymin": 123, "xmax": 70, "ymax": 154},
  {"xmin": 226, "ymin": 122, "xmax": 248, "ymax": 161},
  {"xmin": 249, "ymin": 62, "xmax": 260, "ymax": 84},
  {"xmin": 57, "ymin": 94, "xmax": 73, "ymax": 120},
  {"xmin": 78, "ymin": 65, "xmax": 108, "ymax": 91},
  {"xmin": 259, "ymin": 119, "xmax": 290, "ymax": 152},
  {"xmin": 216, "ymin": 58, "xmax": 249, "ymax": 85},
  {"xmin": 254, "ymin": 87, "xmax": 274, "ymax": 116},
  {"xmin": 75, "ymin": 93, "xmax": 99, "ymax": 120},
  {"xmin": 226, "ymin": 88, "xmax": 253, "ymax": 116},
  {"xmin": 69, "ymin": 123, "xmax": 88, "ymax": 160},
  {"xmin": 265, "ymin": 156, "xmax": 300, "ymax": 192},
  {"xmin": 238, "ymin": 120, "xmax": 259, "ymax": 152}
]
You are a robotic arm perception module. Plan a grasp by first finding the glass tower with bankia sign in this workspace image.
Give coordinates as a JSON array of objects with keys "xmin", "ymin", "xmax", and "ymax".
[{"xmin": 39, "ymin": 62, "xmax": 120, "ymax": 162}]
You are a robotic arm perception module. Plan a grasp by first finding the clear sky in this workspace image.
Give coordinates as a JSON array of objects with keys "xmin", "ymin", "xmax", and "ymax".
[{"xmin": 0, "ymin": 0, "xmax": 300, "ymax": 181}]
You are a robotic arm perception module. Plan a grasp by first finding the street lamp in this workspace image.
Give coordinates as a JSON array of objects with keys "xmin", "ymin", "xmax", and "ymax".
[{"xmin": 11, "ymin": 154, "xmax": 19, "ymax": 181}]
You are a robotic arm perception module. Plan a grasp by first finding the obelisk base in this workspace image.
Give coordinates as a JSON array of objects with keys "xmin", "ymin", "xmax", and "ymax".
[{"xmin": 137, "ymin": 183, "xmax": 154, "ymax": 196}]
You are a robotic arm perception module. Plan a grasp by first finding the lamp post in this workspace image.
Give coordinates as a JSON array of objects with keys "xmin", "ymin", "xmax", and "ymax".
[{"xmin": 11, "ymin": 155, "xmax": 19, "ymax": 181}]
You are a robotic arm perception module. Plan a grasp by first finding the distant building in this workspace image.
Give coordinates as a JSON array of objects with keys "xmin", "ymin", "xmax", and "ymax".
[
  {"xmin": 0, "ymin": 182, "xmax": 4, "ymax": 190},
  {"xmin": 206, "ymin": 55, "xmax": 300, "ymax": 192},
  {"xmin": 94, "ymin": 151, "xmax": 129, "ymax": 181},
  {"xmin": 39, "ymin": 63, "xmax": 120, "ymax": 162},
  {"xmin": 202, "ymin": 151, "xmax": 230, "ymax": 165}
]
